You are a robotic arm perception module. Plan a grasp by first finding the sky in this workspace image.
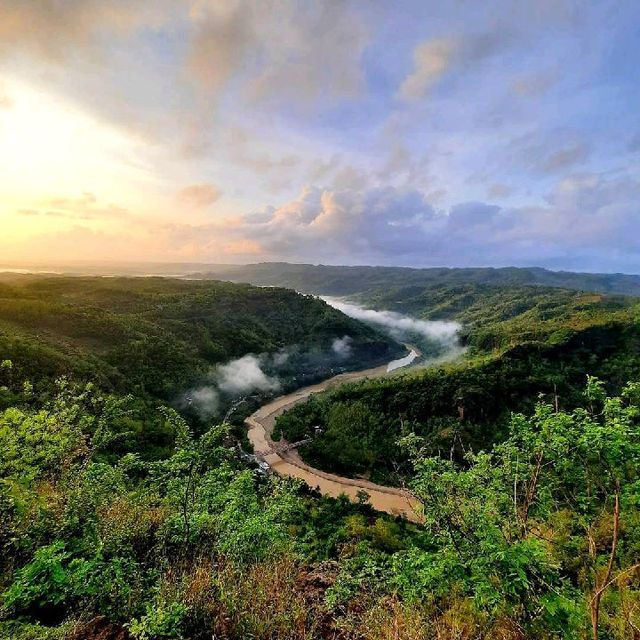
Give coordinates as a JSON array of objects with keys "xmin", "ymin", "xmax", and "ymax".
[{"xmin": 1, "ymin": 0, "xmax": 639, "ymax": 272}]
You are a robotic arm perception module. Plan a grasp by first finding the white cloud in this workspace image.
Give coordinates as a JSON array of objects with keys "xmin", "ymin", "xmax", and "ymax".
[
  {"xmin": 7, "ymin": 171, "xmax": 640, "ymax": 272},
  {"xmin": 332, "ymin": 335, "xmax": 353, "ymax": 359},
  {"xmin": 399, "ymin": 38, "xmax": 457, "ymax": 100},
  {"xmin": 1, "ymin": 2, "xmax": 638, "ymax": 274},
  {"xmin": 230, "ymin": 172, "xmax": 640, "ymax": 269},
  {"xmin": 323, "ymin": 298, "xmax": 460, "ymax": 348},
  {"xmin": 182, "ymin": 353, "xmax": 279, "ymax": 419},
  {"xmin": 189, "ymin": 386, "xmax": 220, "ymax": 420},
  {"xmin": 216, "ymin": 354, "xmax": 280, "ymax": 395}
]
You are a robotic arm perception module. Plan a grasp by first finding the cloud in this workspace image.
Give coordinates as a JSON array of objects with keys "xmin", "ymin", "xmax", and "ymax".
[
  {"xmin": 539, "ymin": 141, "xmax": 590, "ymax": 174},
  {"xmin": 228, "ymin": 171, "xmax": 640, "ymax": 270},
  {"xmin": 222, "ymin": 127, "xmax": 301, "ymax": 184},
  {"xmin": 508, "ymin": 132, "xmax": 591, "ymax": 176},
  {"xmin": 180, "ymin": 334, "xmax": 378, "ymax": 419},
  {"xmin": 176, "ymin": 184, "xmax": 221, "ymax": 208},
  {"xmin": 399, "ymin": 38, "xmax": 457, "ymax": 100},
  {"xmin": 331, "ymin": 335, "xmax": 353, "ymax": 359},
  {"xmin": 186, "ymin": 1, "xmax": 367, "ymax": 105},
  {"xmin": 14, "ymin": 193, "xmax": 130, "ymax": 221},
  {"xmin": 10, "ymin": 169, "xmax": 640, "ymax": 272},
  {"xmin": 238, "ymin": 185, "xmax": 442, "ymax": 261},
  {"xmin": 247, "ymin": 3, "xmax": 368, "ymax": 105},
  {"xmin": 0, "ymin": 1, "xmax": 367, "ymax": 160},
  {"xmin": 216, "ymin": 354, "xmax": 280, "ymax": 395},
  {"xmin": 399, "ymin": 30, "xmax": 507, "ymax": 100},
  {"xmin": 186, "ymin": 2, "xmax": 256, "ymax": 94},
  {"xmin": 323, "ymin": 298, "xmax": 460, "ymax": 348},
  {"xmin": 1, "ymin": 2, "xmax": 638, "ymax": 274},
  {"xmin": 50, "ymin": 194, "xmax": 129, "ymax": 220},
  {"xmin": 188, "ymin": 387, "xmax": 220, "ymax": 420},
  {"xmin": 182, "ymin": 353, "xmax": 280, "ymax": 419},
  {"xmin": 0, "ymin": 2, "xmax": 168, "ymax": 62}
]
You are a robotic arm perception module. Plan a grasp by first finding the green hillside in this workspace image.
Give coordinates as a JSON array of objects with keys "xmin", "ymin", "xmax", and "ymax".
[
  {"xmin": 1, "ymin": 273, "xmax": 640, "ymax": 639},
  {"xmin": 2, "ymin": 344, "xmax": 640, "ymax": 640},
  {"xmin": 361, "ymin": 284, "xmax": 635, "ymax": 352},
  {"xmin": 0, "ymin": 275, "xmax": 401, "ymax": 402}
]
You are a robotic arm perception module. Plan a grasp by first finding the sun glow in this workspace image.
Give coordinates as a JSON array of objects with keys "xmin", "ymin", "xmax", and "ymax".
[{"xmin": 0, "ymin": 78, "xmax": 155, "ymax": 230}]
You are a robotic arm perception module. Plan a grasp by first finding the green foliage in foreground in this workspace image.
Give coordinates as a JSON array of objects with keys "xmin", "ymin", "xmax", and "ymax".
[
  {"xmin": 401, "ymin": 375, "xmax": 640, "ymax": 639},
  {"xmin": 1, "ymin": 375, "xmax": 639, "ymax": 639}
]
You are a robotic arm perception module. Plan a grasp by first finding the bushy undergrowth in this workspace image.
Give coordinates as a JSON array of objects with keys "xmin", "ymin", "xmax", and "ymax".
[{"xmin": 1, "ymin": 371, "xmax": 639, "ymax": 639}]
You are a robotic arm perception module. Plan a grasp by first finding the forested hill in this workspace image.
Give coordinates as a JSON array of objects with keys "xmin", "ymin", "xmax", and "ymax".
[
  {"xmin": 0, "ymin": 275, "xmax": 401, "ymax": 400},
  {"xmin": 197, "ymin": 262, "xmax": 640, "ymax": 297},
  {"xmin": 361, "ymin": 283, "xmax": 637, "ymax": 352}
]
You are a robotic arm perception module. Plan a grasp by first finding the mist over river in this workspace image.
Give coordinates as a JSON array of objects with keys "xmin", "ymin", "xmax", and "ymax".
[{"xmin": 321, "ymin": 297, "xmax": 461, "ymax": 361}]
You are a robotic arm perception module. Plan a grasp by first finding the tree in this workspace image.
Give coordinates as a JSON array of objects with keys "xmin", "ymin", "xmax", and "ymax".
[{"xmin": 400, "ymin": 377, "xmax": 640, "ymax": 638}]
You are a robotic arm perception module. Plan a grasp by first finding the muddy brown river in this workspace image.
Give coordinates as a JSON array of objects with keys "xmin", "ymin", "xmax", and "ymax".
[{"xmin": 245, "ymin": 350, "xmax": 423, "ymax": 523}]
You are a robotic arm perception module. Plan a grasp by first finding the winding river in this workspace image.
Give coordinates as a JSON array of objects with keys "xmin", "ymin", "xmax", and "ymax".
[{"xmin": 245, "ymin": 348, "xmax": 423, "ymax": 523}]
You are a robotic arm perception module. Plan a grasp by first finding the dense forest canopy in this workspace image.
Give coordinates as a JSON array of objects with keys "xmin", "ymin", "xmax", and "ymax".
[
  {"xmin": 0, "ymin": 274, "xmax": 401, "ymax": 402},
  {"xmin": 1, "ymin": 367, "xmax": 639, "ymax": 639},
  {"xmin": 276, "ymin": 283, "xmax": 640, "ymax": 483}
]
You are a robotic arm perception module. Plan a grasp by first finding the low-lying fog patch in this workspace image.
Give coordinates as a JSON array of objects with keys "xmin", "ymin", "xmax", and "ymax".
[
  {"xmin": 217, "ymin": 354, "xmax": 280, "ymax": 395},
  {"xmin": 179, "ymin": 299, "xmax": 462, "ymax": 420},
  {"xmin": 322, "ymin": 297, "xmax": 461, "ymax": 351}
]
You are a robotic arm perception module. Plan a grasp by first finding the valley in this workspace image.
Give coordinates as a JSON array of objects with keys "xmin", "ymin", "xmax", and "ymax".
[
  {"xmin": 246, "ymin": 345, "xmax": 424, "ymax": 522},
  {"xmin": 1, "ymin": 267, "xmax": 639, "ymax": 640}
]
